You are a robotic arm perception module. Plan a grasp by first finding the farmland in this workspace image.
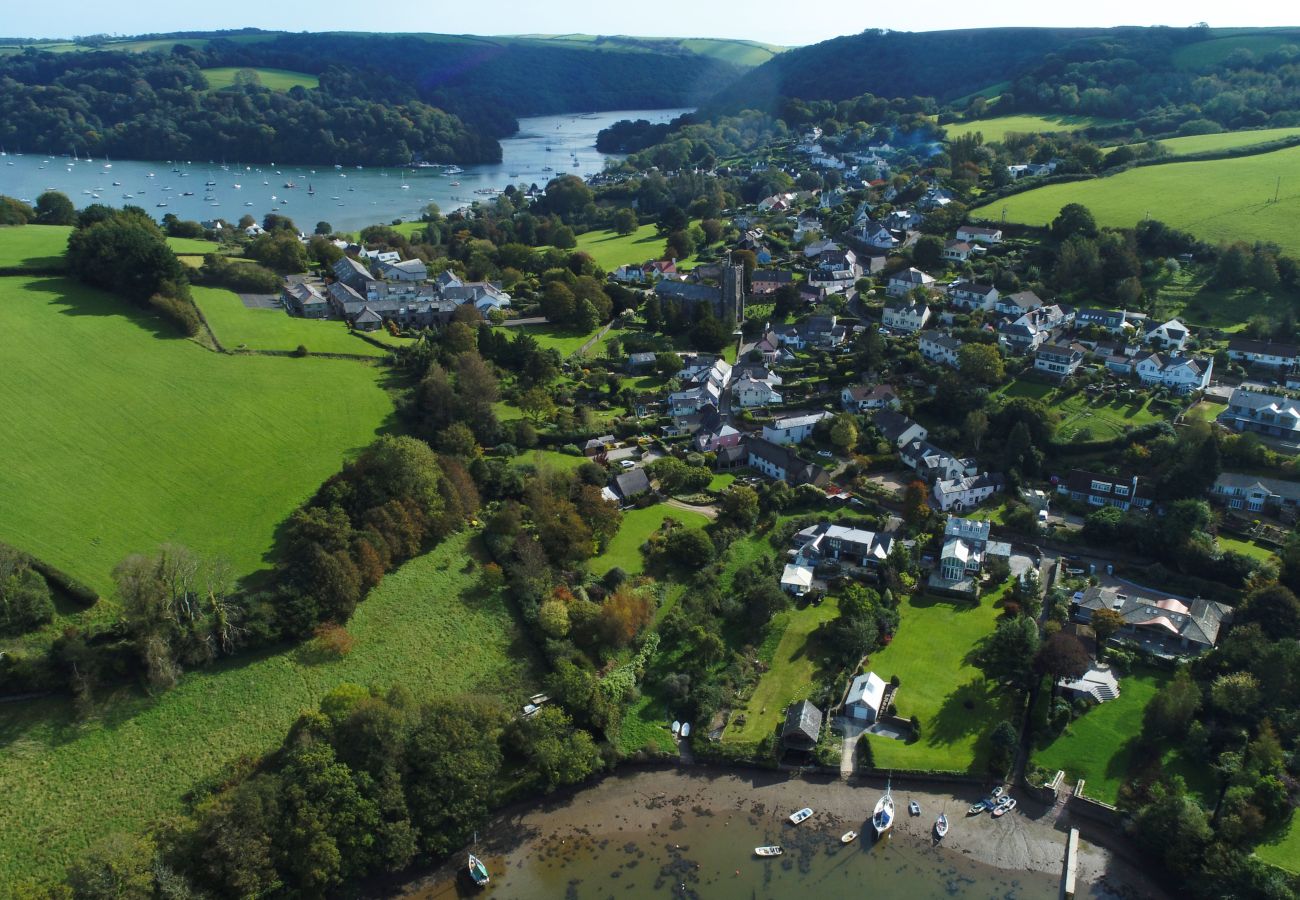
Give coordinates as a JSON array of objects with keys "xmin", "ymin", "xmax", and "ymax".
[
  {"xmin": 574, "ymin": 222, "xmax": 668, "ymax": 270},
  {"xmin": 974, "ymin": 144, "xmax": 1300, "ymax": 257},
  {"xmin": 944, "ymin": 114, "xmax": 1105, "ymax": 143},
  {"xmin": 1171, "ymin": 31, "xmax": 1300, "ymax": 69},
  {"xmin": 192, "ymin": 285, "xmax": 402, "ymax": 356},
  {"xmin": 0, "ymin": 224, "xmax": 69, "ymax": 268},
  {"xmin": 201, "ymin": 66, "xmax": 320, "ymax": 91},
  {"xmin": 860, "ymin": 586, "xmax": 1018, "ymax": 773},
  {"xmin": 0, "ymin": 531, "xmax": 538, "ymax": 885},
  {"xmin": 1107, "ymin": 127, "xmax": 1300, "ymax": 158},
  {"xmin": 0, "ymin": 275, "xmax": 394, "ymax": 595}
]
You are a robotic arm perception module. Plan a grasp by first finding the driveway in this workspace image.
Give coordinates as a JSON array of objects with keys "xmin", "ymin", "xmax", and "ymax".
[
  {"xmin": 239, "ymin": 292, "xmax": 281, "ymax": 310},
  {"xmin": 862, "ymin": 470, "xmax": 909, "ymax": 497}
]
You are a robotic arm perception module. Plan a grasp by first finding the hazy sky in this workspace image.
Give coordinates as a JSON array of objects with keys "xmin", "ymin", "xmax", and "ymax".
[{"xmin": 4, "ymin": 0, "xmax": 1295, "ymax": 46}]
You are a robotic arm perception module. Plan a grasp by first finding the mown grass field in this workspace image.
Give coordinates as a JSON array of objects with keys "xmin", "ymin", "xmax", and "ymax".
[
  {"xmin": 0, "ymin": 275, "xmax": 394, "ymax": 595},
  {"xmin": 1258, "ymin": 815, "xmax": 1300, "ymax": 873},
  {"xmin": 192, "ymin": 285, "xmax": 401, "ymax": 356},
  {"xmin": 201, "ymin": 66, "xmax": 320, "ymax": 91},
  {"xmin": 945, "ymin": 114, "xmax": 1104, "ymax": 143},
  {"xmin": 575, "ymin": 222, "xmax": 668, "ymax": 271},
  {"xmin": 1106, "ymin": 127, "xmax": 1300, "ymax": 158},
  {"xmin": 591, "ymin": 505, "xmax": 710, "ymax": 576},
  {"xmin": 506, "ymin": 320, "xmax": 609, "ymax": 357},
  {"xmin": 1217, "ymin": 534, "xmax": 1279, "ymax": 563},
  {"xmin": 1172, "ymin": 31, "xmax": 1300, "ymax": 69},
  {"xmin": 861, "ymin": 586, "xmax": 1017, "ymax": 773},
  {"xmin": 975, "ymin": 144, "xmax": 1300, "ymax": 257},
  {"xmin": 1054, "ymin": 392, "xmax": 1165, "ymax": 441},
  {"xmin": 0, "ymin": 531, "xmax": 538, "ymax": 886},
  {"xmin": 0, "ymin": 224, "xmax": 70, "ymax": 268},
  {"xmin": 724, "ymin": 596, "xmax": 842, "ymax": 743},
  {"xmin": 677, "ymin": 37, "xmax": 784, "ymax": 66},
  {"xmin": 1149, "ymin": 266, "xmax": 1295, "ymax": 332},
  {"xmin": 1031, "ymin": 666, "xmax": 1212, "ymax": 806}
]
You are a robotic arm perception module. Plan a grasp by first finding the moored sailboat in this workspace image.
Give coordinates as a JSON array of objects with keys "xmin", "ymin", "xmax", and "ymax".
[
  {"xmin": 466, "ymin": 852, "xmax": 489, "ymax": 887},
  {"xmin": 871, "ymin": 778, "xmax": 895, "ymax": 837}
]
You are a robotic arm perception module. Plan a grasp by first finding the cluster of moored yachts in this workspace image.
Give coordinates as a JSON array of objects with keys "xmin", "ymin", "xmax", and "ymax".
[{"xmin": 752, "ymin": 781, "xmax": 1017, "ymax": 858}]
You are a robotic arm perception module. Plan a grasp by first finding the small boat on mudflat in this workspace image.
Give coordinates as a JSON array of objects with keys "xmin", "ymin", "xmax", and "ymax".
[
  {"xmin": 755, "ymin": 846, "xmax": 783, "ymax": 857},
  {"xmin": 841, "ymin": 830, "xmax": 858, "ymax": 844},
  {"xmin": 872, "ymin": 777, "xmax": 894, "ymax": 837},
  {"xmin": 935, "ymin": 813, "xmax": 949, "ymax": 838},
  {"xmin": 788, "ymin": 807, "xmax": 813, "ymax": 825},
  {"xmin": 466, "ymin": 852, "xmax": 489, "ymax": 887}
]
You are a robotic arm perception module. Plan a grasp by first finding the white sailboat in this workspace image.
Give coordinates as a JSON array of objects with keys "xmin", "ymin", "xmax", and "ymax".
[{"xmin": 871, "ymin": 777, "xmax": 895, "ymax": 837}]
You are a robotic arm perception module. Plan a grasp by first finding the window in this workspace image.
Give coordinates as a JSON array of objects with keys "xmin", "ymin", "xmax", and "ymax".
[
  {"xmin": 1091, "ymin": 481, "xmax": 1112, "ymax": 493},
  {"xmin": 1114, "ymin": 485, "xmax": 1130, "ymax": 497},
  {"xmin": 1230, "ymin": 498, "xmax": 1244, "ymax": 510},
  {"xmin": 1089, "ymin": 495, "xmax": 1105, "ymax": 506}
]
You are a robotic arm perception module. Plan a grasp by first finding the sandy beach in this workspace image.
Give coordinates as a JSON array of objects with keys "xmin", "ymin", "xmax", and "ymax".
[{"xmin": 385, "ymin": 765, "xmax": 1168, "ymax": 898}]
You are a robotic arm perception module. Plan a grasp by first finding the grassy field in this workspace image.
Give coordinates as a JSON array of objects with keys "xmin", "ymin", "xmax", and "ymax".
[
  {"xmin": 506, "ymin": 320, "xmax": 609, "ymax": 357},
  {"xmin": 860, "ymin": 587, "xmax": 1017, "ymax": 773},
  {"xmin": 724, "ymin": 596, "xmax": 842, "ymax": 743},
  {"xmin": 677, "ymin": 37, "xmax": 784, "ymax": 66},
  {"xmin": 1149, "ymin": 267, "xmax": 1294, "ymax": 333},
  {"xmin": 975, "ymin": 144, "xmax": 1300, "ymax": 257},
  {"xmin": 945, "ymin": 114, "xmax": 1104, "ymax": 143},
  {"xmin": 201, "ymin": 66, "xmax": 320, "ymax": 91},
  {"xmin": 1172, "ymin": 32, "xmax": 1300, "ymax": 69},
  {"xmin": 1258, "ymin": 816, "xmax": 1300, "ymax": 873},
  {"xmin": 192, "ymin": 286, "xmax": 400, "ymax": 356},
  {"xmin": 1107, "ymin": 127, "xmax": 1300, "ymax": 158},
  {"xmin": 1217, "ymin": 534, "xmax": 1279, "ymax": 563},
  {"xmin": 575, "ymin": 223, "xmax": 668, "ymax": 271},
  {"xmin": 1054, "ymin": 392, "xmax": 1165, "ymax": 442},
  {"xmin": 591, "ymin": 505, "xmax": 710, "ymax": 576},
  {"xmin": 0, "ymin": 224, "xmax": 70, "ymax": 268},
  {"xmin": 0, "ymin": 531, "xmax": 538, "ymax": 885},
  {"xmin": 0, "ymin": 276, "xmax": 394, "ymax": 595},
  {"xmin": 513, "ymin": 447, "xmax": 589, "ymax": 472}
]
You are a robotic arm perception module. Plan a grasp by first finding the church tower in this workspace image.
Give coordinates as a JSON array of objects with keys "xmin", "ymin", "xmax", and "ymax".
[{"xmin": 720, "ymin": 256, "xmax": 745, "ymax": 325}]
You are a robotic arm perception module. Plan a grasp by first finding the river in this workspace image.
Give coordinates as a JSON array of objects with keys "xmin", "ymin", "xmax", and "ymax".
[
  {"xmin": 385, "ymin": 768, "xmax": 1149, "ymax": 900},
  {"xmin": 0, "ymin": 108, "xmax": 691, "ymax": 232}
]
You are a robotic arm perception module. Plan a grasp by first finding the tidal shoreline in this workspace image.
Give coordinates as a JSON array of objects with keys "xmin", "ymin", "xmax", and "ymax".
[{"xmin": 377, "ymin": 765, "xmax": 1168, "ymax": 898}]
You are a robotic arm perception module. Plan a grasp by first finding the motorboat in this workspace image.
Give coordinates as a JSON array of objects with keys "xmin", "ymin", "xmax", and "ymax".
[
  {"xmin": 872, "ymin": 779, "xmax": 895, "ymax": 837},
  {"xmin": 990, "ymin": 786, "xmax": 1005, "ymax": 800},
  {"xmin": 992, "ymin": 798, "xmax": 1016, "ymax": 818},
  {"xmin": 466, "ymin": 852, "xmax": 489, "ymax": 887},
  {"xmin": 840, "ymin": 830, "xmax": 858, "ymax": 844},
  {"xmin": 935, "ymin": 814, "xmax": 949, "ymax": 838},
  {"xmin": 754, "ymin": 846, "xmax": 783, "ymax": 857},
  {"xmin": 788, "ymin": 807, "xmax": 813, "ymax": 825},
  {"xmin": 680, "ymin": 722, "xmax": 690, "ymax": 738},
  {"xmin": 908, "ymin": 800, "xmax": 921, "ymax": 816}
]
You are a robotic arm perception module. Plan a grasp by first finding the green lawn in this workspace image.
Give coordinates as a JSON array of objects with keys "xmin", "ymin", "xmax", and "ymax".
[
  {"xmin": 0, "ymin": 531, "xmax": 538, "ymax": 885},
  {"xmin": 1257, "ymin": 815, "xmax": 1300, "ymax": 873},
  {"xmin": 619, "ymin": 691, "xmax": 679, "ymax": 754},
  {"xmin": 504, "ymin": 321, "xmax": 609, "ymax": 357},
  {"xmin": 945, "ymin": 114, "xmax": 1104, "ymax": 143},
  {"xmin": 0, "ymin": 224, "xmax": 70, "ymax": 268},
  {"xmin": 1054, "ymin": 392, "xmax": 1165, "ymax": 442},
  {"xmin": 590, "ymin": 505, "xmax": 710, "ymax": 576},
  {"xmin": 1149, "ymin": 267, "xmax": 1293, "ymax": 332},
  {"xmin": 513, "ymin": 447, "xmax": 588, "ymax": 471},
  {"xmin": 1106, "ymin": 127, "xmax": 1300, "ymax": 158},
  {"xmin": 201, "ymin": 66, "xmax": 320, "ymax": 91},
  {"xmin": 724, "ymin": 596, "xmax": 842, "ymax": 744},
  {"xmin": 1185, "ymin": 399, "xmax": 1225, "ymax": 424},
  {"xmin": 193, "ymin": 285, "xmax": 401, "ymax": 356},
  {"xmin": 976, "ymin": 144, "xmax": 1300, "ymax": 257},
  {"xmin": 574, "ymin": 223, "xmax": 668, "ymax": 271},
  {"xmin": 0, "ymin": 276, "xmax": 394, "ymax": 595},
  {"xmin": 164, "ymin": 236, "xmax": 220, "ymax": 254},
  {"xmin": 860, "ymin": 587, "xmax": 1018, "ymax": 773},
  {"xmin": 1216, "ymin": 534, "xmax": 1279, "ymax": 563}
]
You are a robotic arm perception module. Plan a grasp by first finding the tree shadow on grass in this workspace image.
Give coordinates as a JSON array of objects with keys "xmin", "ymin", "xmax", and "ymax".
[
  {"xmin": 926, "ymin": 677, "xmax": 1002, "ymax": 750},
  {"xmin": 27, "ymin": 276, "xmax": 184, "ymax": 342}
]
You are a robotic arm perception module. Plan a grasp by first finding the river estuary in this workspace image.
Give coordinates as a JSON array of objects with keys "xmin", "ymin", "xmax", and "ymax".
[{"xmin": 0, "ymin": 108, "xmax": 690, "ymax": 232}]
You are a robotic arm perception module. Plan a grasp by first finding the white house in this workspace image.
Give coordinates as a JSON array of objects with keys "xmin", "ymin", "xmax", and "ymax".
[
  {"xmin": 1227, "ymin": 338, "xmax": 1299, "ymax": 371},
  {"xmin": 856, "ymin": 221, "xmax": 899, "ymax": 250},
  {"xmin": 882, "ymin": 298, "xmax": 931, "ymax": 334},
  {"xmin": 943, "ymin": 240, "xmax": 974, "ymax": 262},
  {"xmin": 956, "ymin": 225, "xmax": 1003, "ymax": 244},
  {"xmin": 1144, "ymin": 318, "xmax": 1190, "ymax": 351},
  {"xmin": 920, "ymin": 332, "xmax": 963, "ymax": 368},
  {"xmin": 841, "ymin": 384, "xmax": 900, "ymax": 412},
  {"xmin": 732, "ymin": 375, "xmax": 783, "ymax": 408},
  {"xmin": 1034, "ymin": 344, "xmax": 1084, "ymax": 378},
  {"xmin": 845, "ymin": 672, "xmax": 887, "ymax": 722},
  {"xmin": 996, "ymin": 290, "xmax": 1043, "ymax": 317},
  {"xmin": 886, "ymin": 267, "xmax": 935, "ymax": 297},
  {"xmin": 947, "ymin": 280, "xmax": 999, "ymax": 311},
  {"xmin": 781, "ymin": 564, "xmax": 815, "ymax": 596},
  {"xmin": 932, "ymin": 472, "xmax": 1005, "ymax": 512},
  {"xmin": 1135, "ymin": 352, "xmax": 1212, "ymax": 393},
  {"xmin": 763, "ymin": 411, "xmax": 831, "ymax": 445},
  {"xmin": 873, "ymin": 410, "xmax": 928, "ymax": 449}
]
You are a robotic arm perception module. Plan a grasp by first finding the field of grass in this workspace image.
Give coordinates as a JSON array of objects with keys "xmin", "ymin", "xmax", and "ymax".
[
  {"xmin": 192, "ymin": 286, "xmax": 399, "ymax": 356},
  {"xmin": 0, "ymin": 276, "xmax": 394, "ymax": 595},
  {"xmin": 618, "ymin": 692, "xmax": 679, "ymax": 755},
  {"xmin": 1108, "ymin": 127, "xmax": 1300, "ymax": 158},
  {"xmin": 860, "ymin": 587, "xmax": 1018, "ymax": 773},
  {"xmin": 1054, "ymin": 392, "xmax": 1165, "ymax": 442},
  {"xmin": 724, "ymin": 596, "xmax": 842, "ymax": 744},
  {"xmin": 0, "ymin": 224, "xmax": 70, "ymax": 268},
  {"xmin": 591, "ymin": 504, "xmax": 710, "ymax": 577},
  {"xmin": 1185, "ymin": 399, "xmax": 1225, "ymax": 424},
  {"xmin": 1149, "ymin": 267, "xmax": 1294, "ymax": 332},
  {"xmin": 1217, "ymin": 534, "xmax": 1279, "ymax": 563},
  {"xmin": 0, "ymin": 531, "xmax": 538, "ymax": 885},
  {"xmin": 975, "ymin": 144, "xmax": 1300, "ymax": 257},
  {"xmin": 1172, "ymin": 32, "xmax": 1300, "ymax": 69},
  {"xmin": 513, "ymin": 447, "xmax": 589, "ymax": 472},
  {"xmin": 1258, "ymin": 815, "xmax": 1300, "ymax": 873},
  {"xmin": 945, "ymin": 114, "xmax": 1104, "ymax": 143},
  {"xmin": 677, "ymin": 37, "xmax": 784, "ymax": 66},
  {"xmin": 508, "ymin": 320, "xmax": 609, "ymax": 357},
  {"xmin": 201, "ymin": 66, "xmax": 320, "ymax": 91},
  {"xmin": 575, "ymin": 223, "xmax": 668, "ymax": 271}
]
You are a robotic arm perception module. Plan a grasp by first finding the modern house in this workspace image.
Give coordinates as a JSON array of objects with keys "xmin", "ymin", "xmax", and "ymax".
[
  {"xmin": 943, "ymin": 239, "xmax": 974, "ymax": 262},
  {"xmin": 1075, "ymin": 307, "xmax": 1139, "ymax": 335},
  {"xmin": 1144, "ymin": 318, "xmax": 1190, "ymax": 351},
  {"xmin": 1227, "ymin": 337, "xmax": 1299, "ymax": 371},
  {"xmin": 955, "ymin": 225, "xmax": 1003, "ymax": 244},
  {"xmin": 1217, "ymin": 389, "xmax": 1300, "ymax": 441},
  {"xmin": 747, "ymin": 438, "xmax": 831, "ymax": 487},
  {"xmin": 882, "ymin": 298, "xmax": 931, "ymax": 333},
  {"xmin": 1135, "ymin": 352, "xmax": 1212, "ymax": 393},
  {"xmin": 886, "ymin": 267, "xmax": 935, "ymax": 297},
  {"xmin": 1211, "ymin": 472, "xmax": 1300, "ymax": 516},
  {"xmin": 947, "ymin": 280, "xmax": 999, "ymax": 311},
  {"xmin": 1034, "ymin": 344, "xmax": 1084, "ymax": 378},
  {"xmin": 844, "ymin": 672, "xmax": 887, "ymax": 723},
  {"xmin": 841, "ymin": 384, "xmax": 900, "ymax": 413},
  {"xmin": 932, "ymin": 472, "xmax": 1005, "ymax": 512},
  {"xmin": 1056, "ymin": 469, "xmax": 1150, "ymax": 511},
  {"xmin": 791, "ymin": 522, "xmax": 893, "ymax": 569},
  {"xmin": 781, "ymin": 699, "xmax": 823, "ymax": 749},
  {"xmin": 377, "ymin": 258, "xmax": 429, "ymax": 281},
  {"xmin": 872, "ymin": 410, "xmax": 928, "ymax": 449},
  {"xmin": 763, "ymin": 411, "xmax": 832, "ymax": 446},
  {"xmin": 931, "ymin": 518, "xmax": 1011, "ymax": 595},
  {"xmin": 920, "ymin": 332, "xmax": 963, "ymax": 368},
  {"xmin": 780, "ymin": 564, "xmax": 816, "ymax": 596},
  {"xmin": 995, "ymin": 290, "xmax": 1043, "ymax": 317},
  {"xmin": 1071, "ymin": 585, "xmax": 1232, "ymax": 657}
]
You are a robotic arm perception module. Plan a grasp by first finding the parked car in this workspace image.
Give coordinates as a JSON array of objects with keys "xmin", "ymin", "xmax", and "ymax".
[{"xmin": 619, "ymin": 459, "xmax": 636, "ymax": 469}]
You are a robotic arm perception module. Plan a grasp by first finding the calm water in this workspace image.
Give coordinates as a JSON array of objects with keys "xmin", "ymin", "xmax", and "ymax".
[
  {"xmin": 0, "ymin": 108, "xmax": 691, "ymax": 232},
  {"xmin": 398, "ymin": 795, "xmax": 1066, "ymax": 900}
]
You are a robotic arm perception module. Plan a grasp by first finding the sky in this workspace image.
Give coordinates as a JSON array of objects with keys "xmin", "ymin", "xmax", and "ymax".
[{"xmin": 2, "ymin": 0, "xmax": 1295, "ymax": 46}]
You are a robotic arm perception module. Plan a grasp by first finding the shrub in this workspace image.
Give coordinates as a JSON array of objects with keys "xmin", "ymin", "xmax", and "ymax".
[
  {"xmin": 312, "ymin": 622, "xmax": 355, "ymax": 658},
  {"xmin": 293, "ymin": 344, "xmax": 309, "ymax": 357}
]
